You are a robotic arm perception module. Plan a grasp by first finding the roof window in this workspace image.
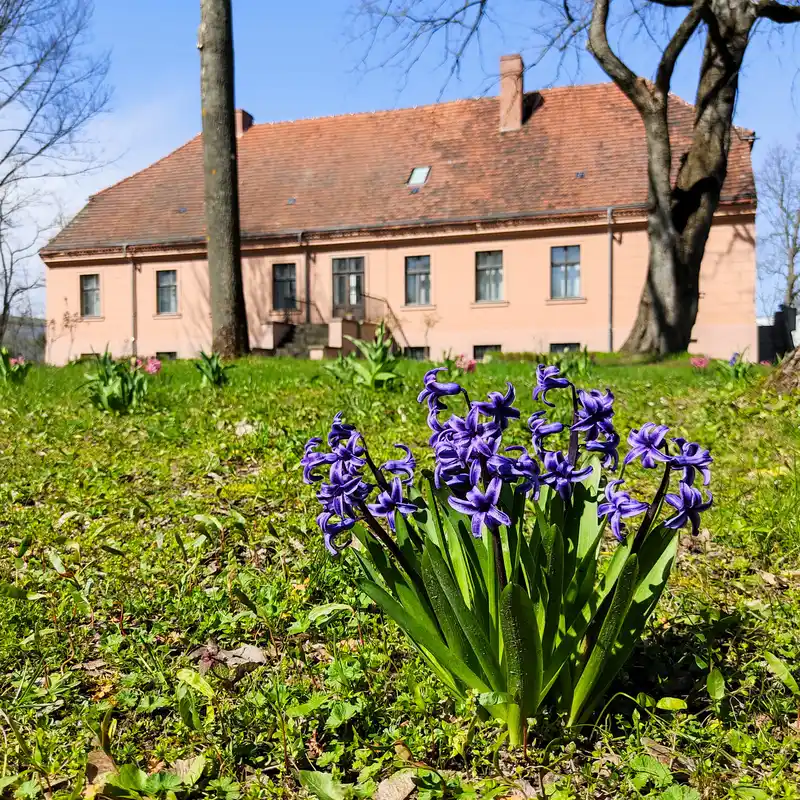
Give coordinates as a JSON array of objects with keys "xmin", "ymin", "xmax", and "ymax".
[{"xmin": 407, "ymin": 166, "xmax": 431, "ymax": 186}]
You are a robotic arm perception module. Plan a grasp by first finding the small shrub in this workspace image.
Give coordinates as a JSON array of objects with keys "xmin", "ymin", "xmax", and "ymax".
[
  {"xmin": 85, "ymin": 351, "xmax": 148, "ymax": 413},
  {"xmin": 342, "ymin": 321, "xmax": 401, "ymax": 390},
  {"xmin": 0, "ymin": 348, "xmax": 31, "ymax": 385},
  {"xmin": 323, "ymin": 352, "xmax": 356, "ymax": 384},
  {"xmin": 195, "ymin": 351, "xmax": 233, "ymax": 388},
  {"xmin": 302, "ymin": 365, "xmax": 713, "ymax": 745},
  {"xmin": 717, "ymin": 352, "xmax": 754, "ymax": 383}
]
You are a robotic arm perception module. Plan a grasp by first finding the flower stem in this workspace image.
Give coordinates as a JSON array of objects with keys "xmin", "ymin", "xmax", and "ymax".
[
  {"xmin": 567, "ymin": 384, "xmax": 580, "ymax": 465},
  {"xmin": 358, "ymin": 502, "xmax": 423, "ymax": 591}
]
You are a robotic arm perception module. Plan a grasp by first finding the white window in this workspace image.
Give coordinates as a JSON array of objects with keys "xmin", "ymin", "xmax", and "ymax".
[
  {"xmin": 551, "ymin": 246, "xmax": 581, "ymax": 299},
  {"xmin": 80, "ymin": 274, "xmax": 100, "ymax": 318},
  {"xmin": 476, "ymin": 251, "xmax": 503, "ymax": 303},
  {"xmin": 405, "ymin": 255, "xmax": 431, "ymax": 305},
  {"xmin": 407, "ymin": 166, "xmax": 431, "ymax": 186},
  {"xmin": 156, "ymin": 270, "xmax": 178, "ymax": 315}
]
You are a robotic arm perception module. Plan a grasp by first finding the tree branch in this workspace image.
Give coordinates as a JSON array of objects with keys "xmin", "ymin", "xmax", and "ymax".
[
  {"xmin": 756, "ymin": 0, "xmax": 800, "ymax": 22},
  {"xmin": 588, "ymin": 0, "xmax": 650, "ymax": 111},
  {"xmin": 655, "ymin": 0, "xmax": 707, "ymax": 95}
]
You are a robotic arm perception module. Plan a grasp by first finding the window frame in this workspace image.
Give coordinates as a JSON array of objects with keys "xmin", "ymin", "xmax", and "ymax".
[
  {"xmin": 331, "ymin": 255, "xmax": 366, "ymax": 318},
  {"xmin": 155, "ymin": 269, "xmax": 179, "ymax": 316},
  {"xmin": 79, "ymin": 273, "xmax": 101, "ymax": 319},
  {"xmin": 474, "ymin": 344, "xmax": 501, "ymax": 361},
  {"xmin": 550, "ymin": 245, "xmax": 581, "ymax": 300},
  {"xmin": 403, "ymin": 346, "xmax": 430, "ymax": 361},
  {"xmin": 404, "ymin": 255, "xmax": 432, "ymax": 306},
  {"xmin": 272, "ymin": 262, "xmax": 297, "ymax": 311},
  {"xmin": 549, "ymin": 342, "xmax": 581, "ymax": 354},
  {"xmin": 407, "ymin": 166, "xmax": 431, "ymax": 186},
  {"xmin": 475, "ymin": 250, "xmax": 504, "ymax": 303}
]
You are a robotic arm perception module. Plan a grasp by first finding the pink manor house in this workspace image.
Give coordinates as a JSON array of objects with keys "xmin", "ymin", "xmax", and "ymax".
[{"xmin": 42, "ymin": 56, "xmax": 757, "ymax": 365}]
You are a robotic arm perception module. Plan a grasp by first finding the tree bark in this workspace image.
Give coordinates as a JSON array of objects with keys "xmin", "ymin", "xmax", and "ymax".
[
  {"xmin": 622, "ymin": 0, "xmax": 754, "ymax": 354},
  {"xmin": 199, "ymin": 0, "xmax": 249, "ymax": 358},
  {"xmin": 771, "ymin": 346, "xmax": 800, "ymax": 393}
]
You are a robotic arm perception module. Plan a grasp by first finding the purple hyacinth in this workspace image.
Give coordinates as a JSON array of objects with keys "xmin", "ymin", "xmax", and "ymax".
[
  {"xmin": 331, "ymin": 431, "xmax": 367, "ymax": 474},
  {"xmin": 597, "ymin": 480, "xmax": 649, "ymax": 541},
  {"xmin": 488, "ymin": 445, "xmax": 541, "ymax": 497},
  {"xmin": 317, "ymin": 466, "xmax": 371, "ymax": 518},
  {"xmin": 528, "ymin": 410, "xmax": 564, "ymax": 456},
  {"xmin": 532, "ymin": 364, "xmax": 570, "ymax": 407},
  {"xmin": 472, "ymin": 382, "xmax": 521, "ymax": 430},
  {"xmin": 585, "ymin": 430, "xmax": 620, "ymax": 471},
  {"xmin": 572, "ymin": 389, "xmax": 615, "ymax": 441},
  {"xmin": 729, "ymin": 352, "xmax": 740, "ymax": 367},
  {"xmin": 448, "ymin": 477, "xmax": 511, "ymax": 538},
  {"xmin": 541, "ymin": 450, "xmax": 594, "ymax": 500},
  {"xmin": 301, "ymin": 437, "xmax": 337, "ymax": 484},
  {"xmin": 317, "ymin": 511, "xmax": 356, "ymax": 555},
  {"xmin": 623, "ymin": 423, "xmax": 671, "ymax": 469},
  {"xmin": 449, "ymin": 406, "xmax": 501, "ymax": 462},
  {"xmin": 328, "ymin": 412, "xmax": 356, "ymax": 447},
  {"xmin": 380, "ymin": 444, "xmax": 416, "ymax": 485},
  {"xmin": 367, "ymin": 477, "xmax": 417, "ymax": 532},
  {"xmin": 664, "ymin": 481, "xmax": 713, "ymax": 535},
  {"xmin": 671, "ymin": 438, "xmax": 712, "ymax": 486},
  {"xmin": 418, "ymin": 367, "xmax": 462, "ymax": 412}
]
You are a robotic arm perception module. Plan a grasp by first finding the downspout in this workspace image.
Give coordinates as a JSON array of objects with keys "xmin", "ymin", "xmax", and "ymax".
[
  {"xmin": 607, "ymin": 208, "xmax": 614, "ymax": 352},
  {"xmin": 299, "ymin": 231, "xmax": 310, "ymax": 324},
  {"xmin": 124, "ymin": 244, "xmax": 138, "ymax": 358}
]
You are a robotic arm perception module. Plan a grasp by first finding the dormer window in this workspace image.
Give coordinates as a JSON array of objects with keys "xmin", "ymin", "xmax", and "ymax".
[{"xmin": 407, "ymin": 166, "xmax": 431, "ymax": 186}]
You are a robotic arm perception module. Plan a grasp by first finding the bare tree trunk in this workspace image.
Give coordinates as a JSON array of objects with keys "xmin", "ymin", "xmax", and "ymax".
[
  {"xmin": 771, "ymin": 346, "xmax": 800, "ymax": 393},
  {"xmin": 199, "ymin": 0, "xmax": 249, "ymax": 358},
  {"xmin": 622, "ymin": 2, "xmax": 752, "ymax": 354}
]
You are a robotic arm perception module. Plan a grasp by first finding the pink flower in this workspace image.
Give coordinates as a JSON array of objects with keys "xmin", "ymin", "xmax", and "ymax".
[
  {"xmin": 9, "ymin": 357, "xmax": 18, "ymax": 367},
  {"xmin": 145, "ymin": 357, "xmax": 162, "ymax": 375},
  {"xmin": 690, "ymin": 356, "xmax": 709, "ymax": 369},
  {"xmin": 455, "ymin": 354, "xmax": 477, "ymax": 373},
  {"xmin": 131, "ymin": 357, "xmax": 143, "ymax": 369},
  {"xmin": 760, "ymin": 360, "xmax": 771, "ymax": 366}
]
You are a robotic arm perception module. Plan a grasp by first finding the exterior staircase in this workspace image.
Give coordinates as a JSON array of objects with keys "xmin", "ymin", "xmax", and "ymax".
[{"xmin": 273, "ymin": 323, "xmax": 330, "ymax": 358}]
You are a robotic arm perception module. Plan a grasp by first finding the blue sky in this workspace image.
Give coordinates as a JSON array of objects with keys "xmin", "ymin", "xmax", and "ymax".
[{"xmin": 36, "ymin": 0, "xmax": 800, "ymax": 312}]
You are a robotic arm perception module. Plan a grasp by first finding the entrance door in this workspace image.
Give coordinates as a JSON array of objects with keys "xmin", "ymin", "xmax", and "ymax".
[{"xmin": 332, "ymin": 257, "xmax": 364, "ymax": 318}]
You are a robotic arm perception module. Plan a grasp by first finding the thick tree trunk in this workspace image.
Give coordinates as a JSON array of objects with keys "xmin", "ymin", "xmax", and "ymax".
[
  {"xmin": 199, "ymin": 0, "xmax": 249, "ymax": 357},
  {"xmin": 771, "ymin": 346, "xmax": 800, "ymax": 393},
  {"xmin": 622, "ymin": 0, "xmax": 754, "ymax": 354}
]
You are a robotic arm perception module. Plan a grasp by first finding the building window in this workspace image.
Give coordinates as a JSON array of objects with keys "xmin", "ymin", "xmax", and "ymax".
[
  {"xmin": 156, "ymin": 351, "xmax": 177, "ymax": 361},
  {"xmin": 474, "ymin": 344, "xmax": 501, "ymax": 361},
  {"xmin": 332, "ymin": 257, "xmax": 364, "ymax": 317},
  {"xmin": 405, "ymin": 255, "xmax": 431, "ymax": 306},
  {"xmin": 156, "ymin": 270, "xmax": 178, "ymax": 315},
  {"xmin": 551, "ymin": 245, "xmax": 581, "ymax": 299},
  {"xmin": 80, "ymin": 274, "xmax": 100, "ymax": 318},
  {"xmin": 273, "ymin": 263, "xmax": 297, "ymax": 310},
  {"xmin": 550, "ymin": 342, "xmax": 580, "ymax": 353},
  {"xmin": 403, "ymin": 346, "xmax": 429, "ymax": 361},
  {"xmin": 475, "ymin": 251, "xmax": 503, "ymax": 302},
  {"xmin": 407, "ymin": 166, "xmax": 431, "ymax": 186}
]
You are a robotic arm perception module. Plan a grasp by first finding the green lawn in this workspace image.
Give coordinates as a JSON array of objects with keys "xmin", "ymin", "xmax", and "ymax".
[{"xmin": 1, "ymin": 358, "xmax": 799, "ymax": 799}]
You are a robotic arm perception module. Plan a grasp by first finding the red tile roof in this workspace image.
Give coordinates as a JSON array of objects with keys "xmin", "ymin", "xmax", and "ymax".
[{"xmin": 43, "ymin": 83, "xmax": 755, "ymax": 254}]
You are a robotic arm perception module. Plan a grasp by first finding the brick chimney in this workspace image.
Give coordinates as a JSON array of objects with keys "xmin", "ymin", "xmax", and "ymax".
[
  {"xmin": 235, "ymin": 109, "xmax": 254, "ymax": 138},
  {"xmin": 499, "ymin": 54, "xmax": 524, "ymax": 132}
]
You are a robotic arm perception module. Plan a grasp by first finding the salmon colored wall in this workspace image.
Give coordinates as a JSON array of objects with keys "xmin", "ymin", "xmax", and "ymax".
[{"xmin": 44, "ymin": 215, "xmax": 756, "ymax": 365}]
